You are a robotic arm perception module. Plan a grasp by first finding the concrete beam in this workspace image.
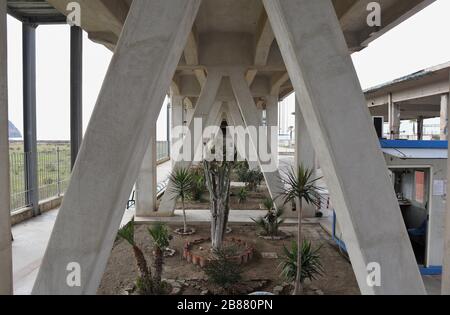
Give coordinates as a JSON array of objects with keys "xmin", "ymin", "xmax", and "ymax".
[
  {"xmin": 70, "ymin": 26, "xmax": 83, "ymax": 169},
  {"xmin": 32, "ymin": 0, "xmax": 201, "ymax": 295},
  {"xmin": 264, "ymin": 0, "xmax": 425, "ymax": 294},
  {"xmin": 295, "ymin": 98, "xmax": 317, "ymax": 218},
  {"xmin": 136, "ymin": 131, "xmax": 157, "ymax": 217},
  {"xmin": 0, "ymin": 0, "xmax": 12, "ymax": 295},
  {"xmin": 230, "ymin": 70, "xmax": 285, "ymax": 211}
]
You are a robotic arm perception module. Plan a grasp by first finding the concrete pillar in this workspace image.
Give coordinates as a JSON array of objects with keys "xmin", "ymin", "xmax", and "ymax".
[
  {"xmin": 443, "ymin": 76, "xmax": 450, "ymax": 295},
  {"xmin": 230, "ymin": 70, "xmax": 285, "ymax": 211},
  {"xmin": 266, "ymin": 96, "xmax": 279, "ymax": 165},
  {"xmin": 23, "ymin": 23, "xmax": 39, "ymax": 216},
  {"xmin": 32, "ymin": 0, "xmax": 201, "ymax": 295},
  {"xmin": 264, "ymin": 0, "xmax": 425, "ymax": 294},
  {"xmin": 159, "ymin": 71, "xmax": 223, "ymax": 214},
  {"xmin": 440, "ymin": 94, "xmax": 449, "ymax": 140},
  {"xmin": 388, "ymin": 93, "xmax": 401, "ymax": 140},
  {"xmin": 70, "ymin": 26, "xmax": 83, "ymax": 169},
  {"xmin": 295, "ymin": 98, "xmax": 316, "ymax": 217},
  {"xmin": 136, "ymin": 129, "xmax": 157, "ymax": 217},
  {"xmin": 171, "ymin": 94, "xmax": 183, "ymax": 166},
  {"xmin": 0, "ymin": 0, "xmax": 13, "ymax": 295},
  {"xmin": 417, "ymin": 116, "xmax": 424, "ymax": 141}
]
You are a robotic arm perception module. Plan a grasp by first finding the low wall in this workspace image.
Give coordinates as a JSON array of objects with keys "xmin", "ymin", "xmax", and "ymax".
[{"xmin": 11, "ymin": 195, "xmax": 63, "ymax": 226}]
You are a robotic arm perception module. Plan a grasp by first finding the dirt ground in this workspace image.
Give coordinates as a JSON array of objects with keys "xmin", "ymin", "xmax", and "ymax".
[
  {"xmin": 98, "ymin": 222, "xmax": 360, "ymax": 295},
  {"xmin": 177, "ymin": 186, "xmax": 272, "ymax": 211}
]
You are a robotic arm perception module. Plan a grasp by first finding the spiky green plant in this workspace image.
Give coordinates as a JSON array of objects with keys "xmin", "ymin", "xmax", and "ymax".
[
  {"xmin": 148, "ymin": 223, "xmax": 171, "ymax": 293},
  {"xmin": 279, "ymin": 165, "xmax": 322, "ymax": 295},
  {"xmin": 169, "ymin": 167, "xmax": 194, "ymax": 233},
  {"xmin": 238, "ymin": 187, "xmax": 248, "ymax": 204},
  {"xmin": 253, "ymin": 197, "xmax": 284, "ymax": 238},
  {"xmin": 117, "ymin": 220, "xmax": 153, "ymax": 294},
  {"xmin": 279, "ymin": 240, "xmax": 324, "ymax": 285},
  {"xmin": 189, "ymin": 168, "xmax": 206, "ymax": 201}
]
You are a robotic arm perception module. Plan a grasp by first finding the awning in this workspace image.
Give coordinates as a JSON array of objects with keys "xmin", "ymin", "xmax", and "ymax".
[{"xmin": 382, "ymin": 148, "xmax": 447, "ymax": 159}]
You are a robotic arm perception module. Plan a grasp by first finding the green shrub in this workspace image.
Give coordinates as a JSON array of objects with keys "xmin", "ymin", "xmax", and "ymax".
[
  {"xmin": 205, "ymin": 247, "xmax": 242, "ymax": 292},
  {"xmin": 253, "ymin": 198, "xmax": 284, "ymax": 237},
  {"xmin": 189, "ymin": 167, "xmax": 206, "ymax": 201},
  {"xmin": 238, "ymin": 187, "xmax": 248, "ymax": 204},
  {"xmin": 279, "ymin": 240, "xmax": 324, "ymax": 284}
]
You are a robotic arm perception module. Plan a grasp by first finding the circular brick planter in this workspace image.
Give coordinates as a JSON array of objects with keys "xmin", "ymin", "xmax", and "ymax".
[
  {"xmin": 257, "ymin": 231, "xmax": 291, "ymax": 241},
  {"xmin": 174, "ymin": 227, "xmax": 197, "ymax": 236},
  {"xmin": 183, "ymin": 238, "xmax": 254, "ymax": 268}
]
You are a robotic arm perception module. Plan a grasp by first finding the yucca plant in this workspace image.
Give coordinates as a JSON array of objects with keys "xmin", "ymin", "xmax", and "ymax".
[
  {"xmin": 205, "ymin": 247, "xmax": 242, "ymax": 293},
  {"xmin": 117, "ymin": 220, "xmax": 153, "ymax": 294},
  {"xmin": 252, "ymin": 197, "xmax": 284, "ymax": 238},
  {"xmin": 148, "ymin": 223, "xmax": 171, "ymax": 293},
  {"xmin": 279, "ymin": 240, "xmax": 324, "ymax": 286},
  {"xmin": 279, "ymin": 165, "xmax": 322, "ymax": 295},
  {"xmin": 169, "ymin": 167, "xmax": 194, "ymax": 233},
  {"xmin": 238, "ymin": 187, "xmax": 248, "ymax": 204}
]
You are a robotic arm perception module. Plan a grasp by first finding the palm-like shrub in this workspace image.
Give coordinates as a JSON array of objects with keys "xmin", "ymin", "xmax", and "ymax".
[
  {"xmin": 169, "ymin": 167, "xmax": 194, "ymax": 233},
  {"xmin": 238, "ymin": 187, "xmax": 248, "ymax": 204},
  {"xmin": 235, "ymin": 162, "xmax": 263, "ymax": 192},
  {"xmin": 148, "ymin": 223, "xmax": 171, "ymax": 293},
  {"xmin": 279, "ymin": 240, "xmax": 324, "ymax": 285},
  {"xmin": 279, "ymin": 165, "xmax": 322, "ymax": 295},
  {"xmin": 117, "ymin": 220, "xmax": 153, "ymax": 294},
  {"xmin": 253, "ymin": 197, "xmax": 284, "ymax": 237}
]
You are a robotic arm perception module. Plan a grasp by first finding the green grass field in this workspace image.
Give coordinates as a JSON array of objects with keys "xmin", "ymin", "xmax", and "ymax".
[{"xmin": 9, "ymin": 141, "xmax": 71, "ymax": 211}]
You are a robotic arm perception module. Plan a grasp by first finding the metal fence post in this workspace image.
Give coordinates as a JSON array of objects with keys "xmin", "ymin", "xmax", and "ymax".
[{"xmin": 56, "ymin": 147, "xmax": 61, "ymax": 196}]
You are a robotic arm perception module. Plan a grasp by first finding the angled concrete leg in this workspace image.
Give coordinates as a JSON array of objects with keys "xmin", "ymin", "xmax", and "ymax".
[
  {"xmin": 158, "ymin": 71, "xmax": 223, "ymax": 214},
  {"xmin": 0, "ymin": 0, "xmax": 12, "ymax": 295},
  {"xmin": 265, "ymin": 96, "xmax": 279, "ymax": 162},
  {"xmin": 230, "ymin": 71, "xmax": 285, "ymax": 210},
  {"xmin": 264, "ymin": 0, "xmax": 425, "ymax": 294},
  {"xmin": 171, "ymin": 94, "xmax": 184, "ymax": 167},
  {"xmin": 136, "ymin": 130, "xmax": 157, "ymax": 217},
  {"xmin": 295, "ymin": 98, "xmax": 317, "ymax": 217},
  {"xmin": 32, "ymin": 0, "xmax": 201, "ymax": 295},
  {"xmin": 227, "ymin": 101, "xmax": 259, "ymax": 171}
]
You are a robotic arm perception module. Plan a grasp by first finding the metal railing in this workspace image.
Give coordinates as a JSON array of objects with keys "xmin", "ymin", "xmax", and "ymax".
[{"xmin": 9, "ymin": 141, "xmax": 170, "ymax": 212}]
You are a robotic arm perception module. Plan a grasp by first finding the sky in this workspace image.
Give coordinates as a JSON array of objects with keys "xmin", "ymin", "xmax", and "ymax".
[{"xmin": 6, "ymin": 0, "xmax": 450, "ymax": 141}]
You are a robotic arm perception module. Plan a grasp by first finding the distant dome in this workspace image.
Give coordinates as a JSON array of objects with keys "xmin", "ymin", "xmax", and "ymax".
[{"xmin": 8, "ymin": 121, "xmax": 22, "ymax": 139}]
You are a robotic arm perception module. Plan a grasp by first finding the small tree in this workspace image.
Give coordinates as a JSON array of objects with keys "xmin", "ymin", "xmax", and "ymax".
[
  {"xmin": 168, "ymin": 167, "xmax": 194, "ymax": 234},
  {"xmin": 280, "ymin": 165, "xmax": 322, "ymax": 295},
  {"xmin": 117, "ymin": 220, "xmax": 153, "ymax": 294},
  {"xmin": 148, "ymin": 223, "xmax": 171, "ymax": 293}
]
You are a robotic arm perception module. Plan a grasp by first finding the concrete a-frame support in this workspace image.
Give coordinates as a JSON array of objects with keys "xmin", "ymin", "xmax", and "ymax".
[
  {"xmin": 70, "ymin": 26, "xmax": 83, "ymax": 169},
  {"xmin": 32, "ymin": 0, "xmax": 201, "ymax": 295},
  {"xmin": 264, "ymin": 0, "xmax": 425, "ymax": 294},
  {"xmin": 388, "ymin": 93, "xmax": 401, "ymax": 140},
  {"xmin": 23, "ymin": 23, "xmax": 39, "ymax": 216},
  {"xmin": 230, "ymin": 71, "xmax": 285, "ymax": 210},
  {"xmin": 159, "ymin": 71, "xmax": 223, "ymax": 214},
  {"xmin": 295, "ymin": 98, "xmax": 317, "ymax": 217},
  {"xmin": 265, "ymin": 96, "xmax": 279, "ymax": 166},
  {"xmin": 136, "ymin": 131, "xmax": 157, "ymax": 217},
  {"xmin": 0, "ymin": 0, "xmax": 13, "ymax": 295},
  {"xmin": 440, "ymin": 94, "xmax": 449, "ymax": 140}
]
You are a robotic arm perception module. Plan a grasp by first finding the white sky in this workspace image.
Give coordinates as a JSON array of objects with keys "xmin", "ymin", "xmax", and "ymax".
[{"xmin": 7, "ymin": 0, "xmax": 450, "ymax": 140}]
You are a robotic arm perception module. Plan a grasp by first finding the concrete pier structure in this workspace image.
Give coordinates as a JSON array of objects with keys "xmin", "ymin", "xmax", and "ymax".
[
  {"xmin": 0, "ymin": 0, "xmax": 12, "ymax": 295},
  {"xmin": 1, "ymin": 0, "xmax": 436, "ymax": 295}
]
